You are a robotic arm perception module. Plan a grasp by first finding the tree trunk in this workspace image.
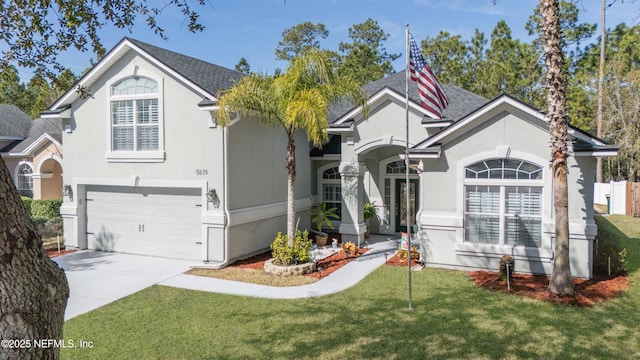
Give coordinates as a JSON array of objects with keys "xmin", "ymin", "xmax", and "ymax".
[
  {"xmin": 286, "ymin": 133, "xmax": 296, "ymax": 246},
  {"xmin": 0, "ymin": 160, "xmax": 69, "ymax": 359},
  {"xmin": 540, "ymin": 0, "xmax": 575, "ymax": 296}
]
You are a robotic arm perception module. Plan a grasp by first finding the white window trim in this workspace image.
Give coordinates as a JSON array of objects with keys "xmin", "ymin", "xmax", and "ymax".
[
  {"xmin": 454, "ymin": 149, "xmax": 553, "ymax": 259},
  {"xmin": 464, "ymin": 181, "xmax": 543, "ymax": 246},
  {"xmin": 463, "ymin": 158, "xmax": 544, "ymax": 245},
  {"xmin": 317, "ymin": 163, "xmax": 343, "ymax": 226},
  {"xmin": 105, "ymin": 67, "xmax": 165, "ymax": 163},
  {"xmin": 15, "ymin": 161, "xmax": 34, "ymax": 197}
]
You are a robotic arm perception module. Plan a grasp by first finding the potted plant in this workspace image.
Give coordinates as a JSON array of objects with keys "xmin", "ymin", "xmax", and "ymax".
[
  {"xmin": 363, "ymin": 202, "xmax": 376, "ymax": 239},
  {"xmin": 310, "ymin": 202, "xmax": 339, "ymax": 246}
]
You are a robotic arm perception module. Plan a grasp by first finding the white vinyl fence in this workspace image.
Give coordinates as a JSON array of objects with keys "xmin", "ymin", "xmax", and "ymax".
[{"xmin": 594, "ymin": 181, "xmax": 629, "ymax": 215}]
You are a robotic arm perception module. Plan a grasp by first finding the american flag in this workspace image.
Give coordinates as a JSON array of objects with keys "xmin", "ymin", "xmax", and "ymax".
[{"xmin": 409, "ymin": 33, "xmax": 449, "ymax": 119}]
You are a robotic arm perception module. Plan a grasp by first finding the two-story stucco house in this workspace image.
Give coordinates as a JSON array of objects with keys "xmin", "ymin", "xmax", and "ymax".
[
  {"xmin": 47, "ymin": 37, "xmax": 312, "ymax": 266},
  {"xmin": 47, "ymin": 37, "xmax": 616, "ymax": 278}
]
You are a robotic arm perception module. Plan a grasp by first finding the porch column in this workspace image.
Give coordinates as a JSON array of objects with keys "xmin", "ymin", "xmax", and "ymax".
[{"xmin": 338, "ymin": 161, "xmax": 367, "ymax": 246}]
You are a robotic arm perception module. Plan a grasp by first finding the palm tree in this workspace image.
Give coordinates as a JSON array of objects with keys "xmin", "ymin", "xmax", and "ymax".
[
  {"xmin": 216, "ymin": 49, "xmax": 367, "ymax": 244},
  {"xmin": 540, "ymin": 0, "xmax": 575, "ymax": 296}
]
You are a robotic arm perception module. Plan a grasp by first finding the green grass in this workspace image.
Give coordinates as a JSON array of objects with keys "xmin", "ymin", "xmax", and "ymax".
[{"xmin": 62, "ymin": 215, "xmax": 640, "ymax": 359}]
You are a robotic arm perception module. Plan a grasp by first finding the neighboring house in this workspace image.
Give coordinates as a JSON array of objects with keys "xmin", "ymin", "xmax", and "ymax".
[
  {"xmin": 0, "ymin": 104, "xmax": 63, "ymax": 199},
  {"xmin": 48, "ymin": 38, "xmax": 616, "ymax": 278}
]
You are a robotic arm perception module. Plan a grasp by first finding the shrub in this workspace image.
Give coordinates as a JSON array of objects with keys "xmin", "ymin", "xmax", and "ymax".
[
  {"xmin": 594, "ymin": 218, "xmax": 628, "ymax": 276},
  {"xmin": 34, "ymin": 216, "xmax": 63, "ymax": 239},
  {"xmin": 595, "ymin": 242, "xmax": 627, "ymax": 275},
  {"xmin": 270, "ymin": 230, "xmax": 312, "ymax": 266},
  {"xmin": 21, "ymin": 196, "xmax": 33, "ymax": 214},
  {"xmin": 340, "ymin": 241, "xmax": 359, "ymax": 255},
  {"xmin": 398, "ymin": 245, "xmax": 420, "ymax": 262},
  {"xmin": 31, "ymin": 199, "xmax": 62, "ymax": 219}
]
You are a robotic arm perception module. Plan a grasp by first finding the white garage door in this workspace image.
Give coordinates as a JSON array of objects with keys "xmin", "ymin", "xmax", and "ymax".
[{"xmin": 86, "ymin": 186, "xmax": 202, "ymax": 260}]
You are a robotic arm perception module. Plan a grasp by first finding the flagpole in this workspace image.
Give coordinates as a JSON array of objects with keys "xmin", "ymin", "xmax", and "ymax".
[{"xmin": 405, "ymin": 22, "xmax": 413, "ymax": 311}]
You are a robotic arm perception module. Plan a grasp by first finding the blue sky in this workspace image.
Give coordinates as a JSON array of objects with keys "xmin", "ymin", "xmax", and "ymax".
[{"xmin": 16, "ymin": 0, "xmax": 640, "ymax": 79}]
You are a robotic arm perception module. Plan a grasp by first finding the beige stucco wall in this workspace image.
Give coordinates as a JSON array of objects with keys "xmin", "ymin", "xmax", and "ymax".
[
  {"xmin": 33, "ymin": 142, "xmax": 63, "ymax": 199},
  {"xmin": 2, "ymin": 141, "xmax": 63, "ymax": 200}
]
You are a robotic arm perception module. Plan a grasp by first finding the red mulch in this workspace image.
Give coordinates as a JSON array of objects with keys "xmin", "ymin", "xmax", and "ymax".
[
  {"xmin": 469, "ymin": 270, "xmax": 629, "ymax": 307},
  {"xmin": 385, "ymin": 253, "xmax": 421, "ymax": 268},
  {"xmin": 229, "ymin": 245, "xmax": 629, "ymax": 307},
  {"xmin": 229, "ymin": 248, "xmax": 368, "ymax": 278},
  {"xmin": 47, "ymin": 249, "xmax": 76, "ymax": 258}
]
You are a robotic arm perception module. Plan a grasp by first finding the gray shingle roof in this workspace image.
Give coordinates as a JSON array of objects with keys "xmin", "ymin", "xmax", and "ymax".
[
  {"xmin": 8, "ymin": 118, "xmax": 62, "ymax": 154},
  {"xmin": 329, "ymin": 71, "xmax": 489, "ymax": 123},
  {"xmin": 0, "ymin": 105, "xmax": 32, "ymax": 138},
  {"xmin": 126, "ymin": 37, "xmax": 244, "ymax": 97}
]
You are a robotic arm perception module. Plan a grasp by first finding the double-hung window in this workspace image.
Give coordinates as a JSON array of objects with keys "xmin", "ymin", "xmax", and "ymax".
[
  {"xmin": 108, "ymin": 76, "xmax": 163, "ymax": 161},
  {"xmin": 464, "ymin": 159, "xmax": 543, "ymax": 247}
]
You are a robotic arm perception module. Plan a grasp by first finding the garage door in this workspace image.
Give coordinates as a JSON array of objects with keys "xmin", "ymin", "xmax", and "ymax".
[{"xmin": 86, "ymin": 185, "xmax": 202, "ymax": 260}]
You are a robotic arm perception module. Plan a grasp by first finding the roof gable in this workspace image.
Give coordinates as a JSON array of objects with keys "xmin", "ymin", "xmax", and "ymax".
[
  {"xmin": 8, "ymin": 118, "xmax": 62, "ymax": 155},
  {"xmin": 414, "ymin": 94, "xmax": 615, "ymax": 154},
  {"xmin": 329, "ymin": 71, "xmax": 489, "ymax": 124},
  {"xmin": 49, "ymin": 37, "xmax": 244, "ymax": 111}
]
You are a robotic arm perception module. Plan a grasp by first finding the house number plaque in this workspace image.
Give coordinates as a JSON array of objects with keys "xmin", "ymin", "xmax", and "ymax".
[{"xmin": 195, "ymin": 169, "xmax": 208, "ymax": 176}]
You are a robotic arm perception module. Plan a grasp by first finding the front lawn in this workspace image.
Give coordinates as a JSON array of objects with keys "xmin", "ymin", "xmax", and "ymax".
[{"xmin": 62, "ymin": 214, "xmax": 640, "ymax": 359}]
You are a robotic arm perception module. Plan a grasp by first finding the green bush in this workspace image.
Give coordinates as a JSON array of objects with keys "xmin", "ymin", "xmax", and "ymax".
[
  {"xmin": 594, "ymin": 218, "xmax": 627, "ymax": 276},
  {"xmin": 32, "ymin": 216, "xmax": 49, "ymax": 227},
  {"xmin": 270, "ymin": 230, "xmax": 312, "ymax": 266},
  {"xmin": 21, "ymin": 196, "xmax": 33, "ymax": 214},
  {"xmin": 31, "ymin": 199, "xmax": 62, "ymax": 219},
  {"xmin": 37, "ymin": 217, "xmax": 63, "ymax": 239}
]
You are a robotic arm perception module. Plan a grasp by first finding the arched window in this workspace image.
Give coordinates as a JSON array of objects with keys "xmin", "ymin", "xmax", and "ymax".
[
  {"xmin": 464, "ymin": 159, "xmax": 543, "ymax": 247},
  {"xmin": 110, "ymin": 76, "xmax": 160, "ymax": 152},
  {"xmin": 320, "ymin": 166, "xmax": 342, "ymax": 217},
  {"xmin": 17, "ymin": 164, "xmax": 33, "ymax": 197},
  {"xmin": 386, "ymin": 160, "xmax": 418, "ymax": 174}
]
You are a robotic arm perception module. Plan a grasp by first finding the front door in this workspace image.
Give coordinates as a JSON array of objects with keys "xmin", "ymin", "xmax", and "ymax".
[{"xmin": 395, "ymin": 179, "xmax": 419, "ymax": 233}]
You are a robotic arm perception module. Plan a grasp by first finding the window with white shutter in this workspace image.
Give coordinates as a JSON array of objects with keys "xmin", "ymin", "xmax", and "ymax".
[
  {"xmin": 108, "ymin": 75, "xmax": 163, "ymax": 162},
  {"xmin": 464, "ymin": 159, "xmax": 542, "ymax": 247}
]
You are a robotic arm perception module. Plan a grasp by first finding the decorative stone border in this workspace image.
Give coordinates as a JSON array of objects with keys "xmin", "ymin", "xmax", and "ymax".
[{"xmin": 263, "ymin": 259, "xmax": 316, "ymax": 276}]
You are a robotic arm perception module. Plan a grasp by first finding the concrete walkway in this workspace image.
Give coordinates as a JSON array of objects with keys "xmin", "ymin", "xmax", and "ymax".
[
  {"xmin": 159, "ymin": 236, "xmax": 399, "ymax": 299},
  {"xmin": 54, "ymin": 235, "xmax": 400, "ymax": 320}
]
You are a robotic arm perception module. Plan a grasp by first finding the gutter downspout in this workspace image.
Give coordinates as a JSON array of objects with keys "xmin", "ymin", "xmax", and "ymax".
[{"xmin": 207, "ymin": 125, "xmax": 231, "ymax": 269}]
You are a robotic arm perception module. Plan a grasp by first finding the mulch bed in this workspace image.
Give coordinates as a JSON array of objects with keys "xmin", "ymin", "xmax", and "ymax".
[
  {"xmin": 469, "ymin": 270, "xmax": 629, "ymax": 307},
  {"xmin": 219, "ymin": 239, "xmax": 631, "ymax": 307},
  {"xmin": 230, "ymin": 247, "xmax": 368, "ymax": 278},
  {"xmin": 47, "ymin": 249, "xmax": 76, "ymax": 258}
]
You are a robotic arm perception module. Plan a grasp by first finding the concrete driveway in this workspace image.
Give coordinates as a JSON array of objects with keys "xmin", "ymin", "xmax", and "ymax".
[{"xmin": 53, "ymin": 251, "xmax": 194, "ymax": 321}]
